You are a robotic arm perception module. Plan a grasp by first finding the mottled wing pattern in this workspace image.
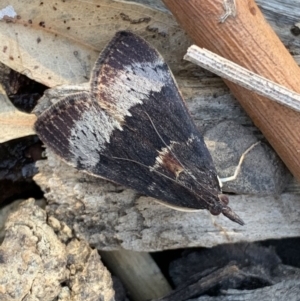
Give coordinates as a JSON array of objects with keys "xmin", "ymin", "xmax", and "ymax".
[
  {"xmin": 89, "ymin": 31, "xmax": 221, "ymax": 211},
  {"xmin": 35, "ymin": 31, "xmax": 244, "ymax": 224},
  {"xmin": 35, "ymin": 92, "xmax": 121, "ymax": 171}
]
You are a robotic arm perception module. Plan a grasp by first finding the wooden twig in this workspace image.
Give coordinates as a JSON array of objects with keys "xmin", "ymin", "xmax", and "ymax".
[
  {"xmin": 162, "ymin": 0, "xmax": 300, "ymax": 181},
  {"xmin": 184, "ymin": 46, "xmax": 300, "ymax": 113},
  {"xmin": 154, "ymin": 263, "xmax": 239, "ymax": 301},
  {"xmin": 100, "ymin": 250, "xmax": 172, "ymax": 301}
]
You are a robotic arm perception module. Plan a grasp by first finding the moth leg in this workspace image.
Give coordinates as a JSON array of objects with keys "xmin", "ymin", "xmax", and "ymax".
[
  {"xmin": 219, "ymin": 141, "xmax": 260, "ymax": 184},
  {"xmin": 219, "ymin": 0, "xmax": 237, "ymax": 23}
]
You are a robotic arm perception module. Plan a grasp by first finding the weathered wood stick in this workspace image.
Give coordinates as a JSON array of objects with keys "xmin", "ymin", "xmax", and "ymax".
[
  {"xmin": 163, "ymin": 0, "xmax": 300, "ymax": 180},
  {"xmin": 100, "ymin": 250, "xmax": 172, "ymax": 301},
  {"xmin": 184, "ymin": 46, "xmax": 300, "ymax": 113}
]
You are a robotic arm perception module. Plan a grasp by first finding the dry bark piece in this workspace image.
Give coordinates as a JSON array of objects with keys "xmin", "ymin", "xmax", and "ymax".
[
  {"xmin": 66, "ymin": 239, "xmax": 115, "ymax": 301},
  {"xmin": 0, "ymin": 198, "xmax": 68, "ymax": 300},
  {"xmin": 0, "ymin": 199, "xmax": 46, "ymax": 243},
  {"xmin": 33, "ymin": 148, "xmax": 300, "ymax": 251},
  {"xmin": 169, "ymin": 243, "xmax": 281, "ymax": 288},
  {"xmin": 191, "ymin": 279, "xmax": 300, "ymax": 301},
  {"xmin": 0, "ymin": 199, "xmax": 115, "ymax": 301},
  {"xmin": 155, "ymin": 264, "xmax": 240, "ymax": 301},
  {"xmin": 163, "ymin": 243, "xmax": 300, "ymax": 301}
]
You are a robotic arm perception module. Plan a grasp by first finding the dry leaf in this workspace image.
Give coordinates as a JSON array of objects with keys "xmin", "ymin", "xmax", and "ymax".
[
  {"xmin": 0, "ymin": 0, "xmax": 191, "ymax": 87},
  {"xmin": 0, "ymin": 85, "xmax": 36, "ymax": 143}
]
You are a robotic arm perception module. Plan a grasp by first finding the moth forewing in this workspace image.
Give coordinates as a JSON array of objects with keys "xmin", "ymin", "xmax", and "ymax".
[{"xmin": 34, "ymin": 31, "xmax": 244, "ymax": 225}]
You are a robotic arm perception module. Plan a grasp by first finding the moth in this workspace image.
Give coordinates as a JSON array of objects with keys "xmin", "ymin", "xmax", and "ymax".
[{"xmin": 34, "ymin": 31, "xmax": 244, "ymax": 225}]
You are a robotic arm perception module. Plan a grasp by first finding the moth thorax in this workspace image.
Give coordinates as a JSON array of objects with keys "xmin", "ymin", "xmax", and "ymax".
[
  {"xmin": 218, "ymin": 194, "xmax": 229, "ymax": 206},
  {"xmin": 208, "ymin": 195, "xmax": 230, "ymax": 216}
]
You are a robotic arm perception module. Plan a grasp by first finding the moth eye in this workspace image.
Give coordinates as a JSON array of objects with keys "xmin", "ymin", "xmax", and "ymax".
[
  {"xmin": 218, "ymin": 194, "xmax": 229, "ymax": 206},
  {"xmin": 209, "ymin": 206, "xmax": 222, "ymax": 216}
]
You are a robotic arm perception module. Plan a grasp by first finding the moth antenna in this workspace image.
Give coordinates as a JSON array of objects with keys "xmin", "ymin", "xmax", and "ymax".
[
  {"xmin": 221, "ymin": 206, "xmax": 245, "ymax": 225},
  {"xmin": 219, "ymin": 141, "xmax": 260, "ymax": 183}
]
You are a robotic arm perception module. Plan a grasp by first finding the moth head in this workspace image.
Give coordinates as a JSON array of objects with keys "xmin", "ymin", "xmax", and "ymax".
[
  {"xmin": 208, "ymin": 194, "xmax": 228, "ymax": 215},
  {"xmin": 209, "ymin": 194, "xmax": 244, "ymax": 226}
]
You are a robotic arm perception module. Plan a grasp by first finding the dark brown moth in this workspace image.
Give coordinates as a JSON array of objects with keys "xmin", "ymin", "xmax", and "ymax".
[{"xmin": 34, "ymin": 31, "xmax": 244, "ymax": 225}]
